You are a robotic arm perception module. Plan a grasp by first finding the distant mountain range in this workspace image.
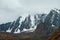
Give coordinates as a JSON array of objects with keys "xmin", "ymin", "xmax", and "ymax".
[{"xmin": 0, "ymin": 8, "xmax": 60, "ymax": 34}]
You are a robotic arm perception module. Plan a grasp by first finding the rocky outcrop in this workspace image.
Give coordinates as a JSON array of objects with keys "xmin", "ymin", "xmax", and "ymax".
[{"xmin": 48, "ymin": 26, "xmax": 60, "ymax": 40}]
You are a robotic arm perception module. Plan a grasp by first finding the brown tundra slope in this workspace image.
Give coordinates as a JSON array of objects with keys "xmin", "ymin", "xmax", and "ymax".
[
  {"xmin": 0, "ymin": 31, "xmax": 41, "ymax": 40},
  {"xmin": 0, "ymin": 29, "xmax": 44, "ymax": 40},
  {"xmin": 0, "ymin": 32, "xmax": 33, "ymax": 40},
  {"xmin": 0, "ymin": 27, "xmax": 49, "ymax": 40},
  {"xmin": 0, "ymin": 26, "xmax": 60, "ymax": 40}
]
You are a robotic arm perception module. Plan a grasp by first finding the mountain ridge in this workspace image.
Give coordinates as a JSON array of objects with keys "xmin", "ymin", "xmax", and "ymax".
[{"xmin": 0, "ymin": 8, "xmax": 60, "ymax": 34}]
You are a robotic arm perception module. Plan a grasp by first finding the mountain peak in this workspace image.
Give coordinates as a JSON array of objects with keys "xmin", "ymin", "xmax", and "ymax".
[
  {"xmin": 50, "ymin": 8, "xmax": 60, "ymax": 14},
  {"xmin": 0, "ymin": 8, "xmax": 60, "ymax": 34}
]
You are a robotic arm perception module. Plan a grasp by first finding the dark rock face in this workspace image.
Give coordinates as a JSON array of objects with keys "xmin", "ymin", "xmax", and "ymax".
[
  {"xmin": 20, "ymin": 15, "xmax": 31, "ymax": 31},
  {"xmin": 34, "ymin": 14, "xmax": 46, "ymax": 25},
  {"xmin": 11, "ymin": 16, "xmax": 21, "ymax": 33},
  {"xmin": 0, "ymin": 16, "xmax": 21, "ymax": 33},
  {"xmin": 0, "ymin": 22, "xmax": 11, "ymax": 32}
]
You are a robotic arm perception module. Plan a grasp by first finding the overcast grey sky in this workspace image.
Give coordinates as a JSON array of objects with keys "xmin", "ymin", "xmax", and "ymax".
[{"xmin": 0, "ymin": 0, "xmax": 60, "ymax": 24}]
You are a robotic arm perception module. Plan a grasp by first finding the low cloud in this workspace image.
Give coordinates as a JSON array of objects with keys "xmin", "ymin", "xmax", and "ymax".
[{"xmin": 0, "ymin": 0, "xmax": 60, "ymax": 24}]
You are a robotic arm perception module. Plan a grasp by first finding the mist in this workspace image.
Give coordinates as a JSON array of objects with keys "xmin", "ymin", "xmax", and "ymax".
[{"xmin": 0, "ymin": 0, "xmax": 60, "ymax": 24}]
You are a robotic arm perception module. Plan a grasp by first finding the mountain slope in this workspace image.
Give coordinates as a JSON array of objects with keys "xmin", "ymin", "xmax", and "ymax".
[{"xmin": 0, "ymin": 8, "xmax": 60, "ymax": 33}]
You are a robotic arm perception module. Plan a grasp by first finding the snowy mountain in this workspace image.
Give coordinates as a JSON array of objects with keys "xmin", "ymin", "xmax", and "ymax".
[{"xmin": 0, "ymin": 8, "xmax": 60, "ymax": 33}]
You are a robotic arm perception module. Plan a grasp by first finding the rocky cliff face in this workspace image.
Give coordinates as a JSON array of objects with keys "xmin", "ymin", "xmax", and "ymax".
[
  {"xmin": 48, "ymin": 26, "xmax": 60, "ymax": 40},
  {"xmin": 0, "ymin": 8, "xmax": 60, "ymax": 34}
]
